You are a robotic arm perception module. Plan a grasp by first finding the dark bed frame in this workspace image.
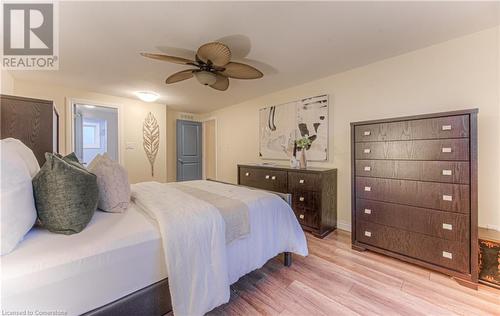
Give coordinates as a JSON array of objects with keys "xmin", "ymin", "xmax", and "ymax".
[{"xmin": 1, "ymin": 94, "xmax": 293, "ymax": 316}]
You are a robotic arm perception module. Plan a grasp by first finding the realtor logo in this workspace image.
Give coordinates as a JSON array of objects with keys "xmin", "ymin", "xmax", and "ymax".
[{"xmin": 2, "ymin": 2, "xmax": 59, "ymax": 69}]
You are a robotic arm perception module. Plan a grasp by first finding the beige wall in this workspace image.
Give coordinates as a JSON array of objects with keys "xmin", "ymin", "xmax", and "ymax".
[
  {"xmin": 9, "ymin": 79, "xmax": 167, "ymax": 184},
  {"xmin": 203, "ymin": 119, "xmax": 216, "ymax": 180},
  {"xmin": 166, "ymin": 108, "xmax": 178, "ymax": 182},
  {"xmin": 208, "ymin": 27, "xmax": 500, "ymax": 230},
  {"xmin": 1, "ymin": 70, "xmax": 15, "ymax": 95}
]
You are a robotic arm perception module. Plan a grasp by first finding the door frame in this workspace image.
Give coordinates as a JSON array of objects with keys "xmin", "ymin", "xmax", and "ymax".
[
  {"xmin": 201, "ymin": 116, "xmax": 218, "ymax": 180},
  {"xmin": 66, "ymin": 98, "xmax": 124, "ymax": 165}
]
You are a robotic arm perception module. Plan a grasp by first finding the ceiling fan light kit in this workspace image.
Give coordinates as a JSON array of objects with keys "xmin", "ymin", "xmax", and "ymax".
[
  {"xmin": 141, "ymin": 41, "xmax": 264, "ymax": 92},
  {"xmin": 195, "ymin": 71, "xmax": 217, "ymax": 85}
]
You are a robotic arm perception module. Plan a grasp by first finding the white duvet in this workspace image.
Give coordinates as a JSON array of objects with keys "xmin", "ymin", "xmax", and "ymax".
[{"xmin": 131, "ymin": 180, "xmax": 308, "ymax": 316}]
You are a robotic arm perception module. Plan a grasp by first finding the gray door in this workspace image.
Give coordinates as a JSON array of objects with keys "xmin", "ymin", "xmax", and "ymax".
[{"xmin": 177, "ymin": 120, "xmax": 202, "ymax": 181}]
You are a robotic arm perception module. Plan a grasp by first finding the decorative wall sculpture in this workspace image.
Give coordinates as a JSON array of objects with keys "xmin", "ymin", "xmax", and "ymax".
[
  {"xmin": 259, "ymin": 94, "xmax": 329, "ymax": 161},
  {"xmin": 143, "ymin": 112, "xmax": 160, "ymax": 176}
]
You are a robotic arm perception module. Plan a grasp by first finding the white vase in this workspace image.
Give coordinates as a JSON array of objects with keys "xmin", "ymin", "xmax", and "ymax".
[{"xmin": 299, "ymin": 150, "xmax": 307, "ymax": 169}]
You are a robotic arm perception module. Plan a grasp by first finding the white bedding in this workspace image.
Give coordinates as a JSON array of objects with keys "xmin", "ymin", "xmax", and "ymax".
[
  {"xmin": 132, "ymin": 180, "xmax": 308, "ymax": 316},
  {"xmin": 1, "ymin": 203, "xmax": 167, "ymax": 316},
  {"xmin": 2, "ymin": 180, "xmax": 308, "ymax": 316}
]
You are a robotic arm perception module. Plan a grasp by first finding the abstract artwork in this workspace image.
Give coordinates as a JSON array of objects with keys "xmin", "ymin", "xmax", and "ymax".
[
  {"xmin": 259, "ymin": 95, "xmax": 329, "ymax": 161},
  {"xmin": 143, "ymin": 112, "xmax": 160, "ymax": 176}
]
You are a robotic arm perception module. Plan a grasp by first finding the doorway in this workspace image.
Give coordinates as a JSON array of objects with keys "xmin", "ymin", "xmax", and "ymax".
[{"xmin": 73, "ymin": 103, "xmax": 119, "ymax": 165}]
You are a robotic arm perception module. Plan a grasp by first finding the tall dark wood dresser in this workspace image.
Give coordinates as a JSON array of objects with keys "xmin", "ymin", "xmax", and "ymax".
[
  {"xmin": 238, "ymin": 164, "xmax": 337, "ymax": 238},
  {"xmin": 1, "ymin": 94, "xmax": 59, "ymax": 166},
  {"xmin": 351, "ymin": 109, "xmax": 478, "ymax": 289}
]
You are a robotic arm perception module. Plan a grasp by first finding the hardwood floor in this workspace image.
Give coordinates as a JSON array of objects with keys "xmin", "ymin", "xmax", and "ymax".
[{"xmin": 209, "ymin": 230, "xmax": 500, "ymax": 315}]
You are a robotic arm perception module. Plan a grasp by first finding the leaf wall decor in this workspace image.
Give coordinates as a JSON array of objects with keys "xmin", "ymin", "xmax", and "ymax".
[{"xmin": 143, "ymin": 112, "xmax": 160, "ymax": 177}]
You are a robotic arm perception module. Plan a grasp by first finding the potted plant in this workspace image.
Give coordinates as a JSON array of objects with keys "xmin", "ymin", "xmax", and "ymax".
[{"xmin": 295, "ymin": 136, "xmax": 312, "ymax": 169}]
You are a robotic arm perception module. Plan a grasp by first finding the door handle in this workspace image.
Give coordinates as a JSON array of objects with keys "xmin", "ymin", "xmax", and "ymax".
[{"xmin": 178, "ymin": 159, "xmax": 184, "ymax": 163}]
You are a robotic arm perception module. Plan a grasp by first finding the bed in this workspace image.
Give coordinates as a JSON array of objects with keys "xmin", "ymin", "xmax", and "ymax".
[
  {"xmin": 0, "ymin": 98, "xmax": 308, "ymax": 316},
  {"xmin": 2, "ymin": 182, "xmax": 307, "ymax": 315}
]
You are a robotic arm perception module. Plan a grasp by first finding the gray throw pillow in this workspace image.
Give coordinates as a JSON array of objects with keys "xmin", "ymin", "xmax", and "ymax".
[
  {"xmin": 32, "ymin": 153, "xmax": 98, "ymax": 234},
  {"xmin": 87, "ymin": 153, "xmax": 131, "ymax": 213}
]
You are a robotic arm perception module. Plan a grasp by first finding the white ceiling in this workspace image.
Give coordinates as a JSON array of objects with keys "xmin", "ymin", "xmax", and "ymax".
[{"xmin": 10, "ymin": 1, "xmax": 500, "ymax": 113}]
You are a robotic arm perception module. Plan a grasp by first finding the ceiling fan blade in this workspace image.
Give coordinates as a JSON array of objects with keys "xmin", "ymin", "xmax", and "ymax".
[
  {"xmin": 196, "ymin": 42, "xmax": 231, "ymax": 67},
  {"xmin": 141, "ymin": 53, "xmax": 195, "ymax": 65},
  {"xmin": 210, "ymin": 74, "xmax": 229, "ymax": 91},
  {"xmin": 165, "ymin": 69, "xmax": 194, "ymax": 84},
  {"xmin": 220, "ymin": 62, "xmax": 263, "ymax": 79}
]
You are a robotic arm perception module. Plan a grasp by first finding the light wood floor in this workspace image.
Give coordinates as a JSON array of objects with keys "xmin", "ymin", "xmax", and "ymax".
[{"xmin": 209, "ymin": 230, "xmax": 500, "ymax": 315}]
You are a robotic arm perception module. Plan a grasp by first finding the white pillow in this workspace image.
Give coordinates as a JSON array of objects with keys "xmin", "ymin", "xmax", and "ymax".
[
  {"xmin": 0, "ymin": 139, "xmax": 38, "ymax": 255},
  {"xmin": 2, "ymin": 138, "xmax": 40, "ymax": 178},
  {"xmin": 88, "ymin": 153, "xmax": 131, "ymax": 213}
]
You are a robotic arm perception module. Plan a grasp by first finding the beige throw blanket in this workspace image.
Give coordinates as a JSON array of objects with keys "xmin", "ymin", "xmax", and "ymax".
[{"xmin": 174, "ymin": 183, "xmax": 250, "ymax": 243}]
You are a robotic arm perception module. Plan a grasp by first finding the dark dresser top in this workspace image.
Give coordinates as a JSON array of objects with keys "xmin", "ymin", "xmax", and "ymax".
[{"xmin": 238, "ymin": 163, "xmax": 336, "ymax": 174}]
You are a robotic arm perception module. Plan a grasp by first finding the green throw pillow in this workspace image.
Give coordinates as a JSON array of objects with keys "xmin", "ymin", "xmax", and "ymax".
[{"xmin": 32, "ymin": 153, "xmax": 98, "ymax": 234}]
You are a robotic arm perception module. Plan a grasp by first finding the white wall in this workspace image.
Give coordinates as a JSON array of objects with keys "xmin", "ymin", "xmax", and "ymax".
[
  {"xmin": 208, "ymin": 27, "xmax": 500, "ymax": 230},
  {"xmin": 10, "ymin": 80, "xmax": 168, "ymax": 184}
]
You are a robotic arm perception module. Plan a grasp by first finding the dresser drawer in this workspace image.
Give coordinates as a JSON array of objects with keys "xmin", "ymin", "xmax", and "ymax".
[
  {"xmin": 288, "ymin": 171, "xmax": 321, "ymax": 191},
  {"xmin": 355, "ymin": 115, "xmax": 469, "ymax": 142},
  {"xmin": 239, "ymin": 167, "xmax": 263, "ymax": 189},
  {"xmin": 356, "ymin": 177, "xmax": 470, "ymax": 213},
  {"xmin": 356, "ymin": 220, "xmax": 469, "ymax": 273},
  {"xmin": 293, "ymin": 205, "xmax": 320, "ymax": 229},
  {"xmin": 355, "ymin": 139, "xmax": 469, "ymax": 161},
  {"xmin": 292, "ymin": 190, "xmax": 320, "ymax": 210},
  {"xmin": 356, "ymin": 199, "xmax": 469, "ymax": 241},
  {"xmin": 239, "ymin": 167, "xmax": 287, "ymax": 193},
  {"xmin": 355, "ymin": 160, "xmax": 470, "ymax": 184}
]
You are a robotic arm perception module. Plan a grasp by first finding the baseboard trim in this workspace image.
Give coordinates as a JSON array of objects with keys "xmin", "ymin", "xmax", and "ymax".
[
  {"xmin": 480, "ymin": 224, "xmax": 500, "ymax": 232},
  {"xmin": 337, "ymin": 220, "xmax": 351, "ymax": 232}
]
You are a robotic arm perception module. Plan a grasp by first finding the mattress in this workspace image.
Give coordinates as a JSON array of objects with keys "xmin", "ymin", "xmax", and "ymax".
[{"xmin": 1, "ymin": 203, "xmax": 167, "ymax": 316}]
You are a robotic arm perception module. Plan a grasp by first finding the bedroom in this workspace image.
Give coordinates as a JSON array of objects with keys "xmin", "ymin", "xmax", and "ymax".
[{"xmin": 1, "ymin": 1, "xmax": 499, "ymax": 315}]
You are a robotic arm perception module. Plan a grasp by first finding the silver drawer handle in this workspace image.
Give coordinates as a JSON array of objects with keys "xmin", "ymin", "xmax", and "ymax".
[
  {"xmin": 442, "ymin": 169, "xmax": 452, "ymax": 176},
  {"xmin": 364, "ymin": 166, "xmax": 371, "ymax": 171},
  {"xmin": 363, "ymin": 131, "xmax": 371, "ymax": 136},
  {"xmin": 441, "ymin": 147, "xmax": 452, "ymax": 153},
  {"xmin": 271, "ymin": 176, "xmax": 276, "ymax": 180},
  {"xmin": 442, "ymin": 251, "xmax": 453, "ymax": 259},
  {"xmin": 364, "ymin": 231, "xmax": 372, "ymax": 237},
  {"xmin": 442, "ymin": 223, "xmax": 453, "ymax": 230},
  {"xmin": 363, "ymin": 148, "xmax": 371, "ymax": 154},
  {"xmin": 299, "ymin": 214, "xmax": 305, "ymax": 219},
  {"xmin": 442, "ymin": 195, "xmax": 452, "ymax": 201},
  {"xmin": 245, "ymin": 172, "xmax": 250, "ymax": 176},
  {"xmin": 265, "ymin": 175, "xmax": 270, "ymax": 179},
  {"xmin": 364, "ymin": 186, "xmax": 371, "ymax": 192},
  {"xmin": 299, "ymin": 179, "xmax": 305, "ymax": 184},
  {"xmin": 299, "ymin": 197, "xmax": 305, "ymax": 202},
  {"xmin": 364, "ymin": 209, "xmax": 372, "ymax": 214},
  {"xmin": 442, "ymin": 125, "xmax": 452, "ymax": 131}
]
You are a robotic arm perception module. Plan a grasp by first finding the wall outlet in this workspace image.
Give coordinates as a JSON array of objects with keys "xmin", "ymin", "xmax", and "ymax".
[{"xmin": 126, "ymin": 142, "xmax": 137, "ymax": 150}]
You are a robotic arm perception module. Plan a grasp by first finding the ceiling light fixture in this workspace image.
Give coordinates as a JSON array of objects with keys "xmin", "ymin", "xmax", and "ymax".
[
  {"xmin": 135, "ymin": 91, "xmax": 160, "ymax": 102},
  {"xmin": 194, "ymin": 71, "xmax": 217, "ymax": 86}
]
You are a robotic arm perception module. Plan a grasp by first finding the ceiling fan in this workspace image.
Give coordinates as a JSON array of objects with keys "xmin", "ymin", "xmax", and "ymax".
[{"xmin": 141, "ymin": 42, "xmax": 263, "ymax": 91}]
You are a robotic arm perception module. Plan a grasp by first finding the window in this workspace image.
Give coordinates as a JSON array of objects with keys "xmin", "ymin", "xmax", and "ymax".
[{"xmin": 83, "ymin": 122, "xmax": 100, "ymax": 149}]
